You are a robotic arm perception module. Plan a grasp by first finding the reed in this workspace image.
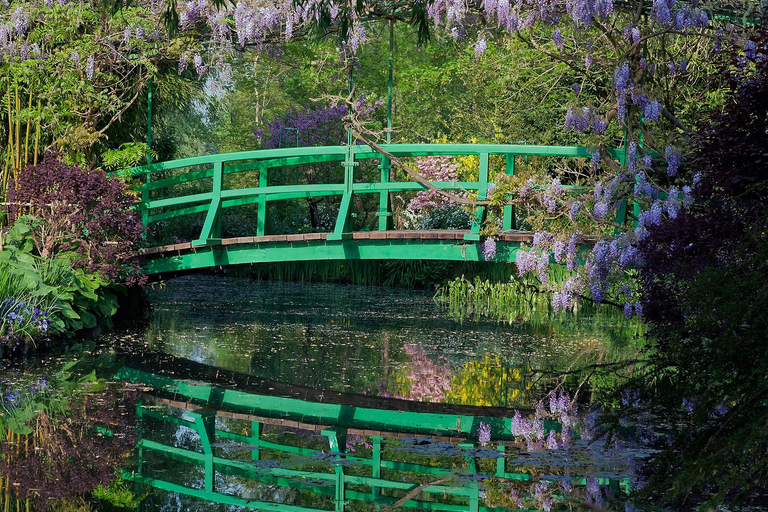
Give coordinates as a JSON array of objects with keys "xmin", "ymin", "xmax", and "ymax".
[{"xmin": 434, "ymin": 274, "xmax": 645, "ymax": 344}]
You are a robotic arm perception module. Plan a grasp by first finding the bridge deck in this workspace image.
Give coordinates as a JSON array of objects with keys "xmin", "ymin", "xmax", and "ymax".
[{"xmin": 140, "ymin": 229, "xmax": 534, "ymax": 256}]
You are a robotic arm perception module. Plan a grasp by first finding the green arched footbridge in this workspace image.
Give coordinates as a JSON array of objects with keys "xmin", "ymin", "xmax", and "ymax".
[{"xmin": 117, "ymin": 144, "xmax": 626, "ymax": 276}]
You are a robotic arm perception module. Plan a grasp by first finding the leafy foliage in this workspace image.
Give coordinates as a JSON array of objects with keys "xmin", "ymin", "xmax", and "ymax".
[
  {"xmin": 0, "ymin": 216, "xmax": 123, "ymax": 347},
  {"xmin": 6, "ymin": 155, "xmax": 145, "ymax": 286},
  {"xmin": 631, "ymin": 20, "xmax": 768, "ymax": 508}
]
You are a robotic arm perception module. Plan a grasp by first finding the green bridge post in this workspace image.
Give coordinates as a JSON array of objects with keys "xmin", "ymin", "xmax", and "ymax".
[
  {"xmin": 257, "ymin": 164, "xmax": 269, "ymax": 237},
  {"xmin": 187, "ymin": 410, "xmax": 217, "ymax": 492},
  {"xmin": 503, "ymin": 155, "xmax": 516, "ymax": 230},
  {"xmin": 377, "ymin": 157, "xmax": 393, "ymax": 231},
  {"xmin": 465, "ymin": 153, "xmax": 489, "ymax": 241},
  {"xmin": 193, "ymin": 161, "xmax": 223, "ymax": 246}
]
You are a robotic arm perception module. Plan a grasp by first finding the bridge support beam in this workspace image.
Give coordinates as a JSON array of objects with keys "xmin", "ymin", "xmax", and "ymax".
[
  {"xmin": 503, "ymin": 155, "xmax": 517, "ymax": 230},
  {"xmin": 465, "ymin": 153, "xmax": 489, "ymax": 241},
  {"xmin": 329, "ymin": 143, "xmax": 357, "ymax": 241},
  {"xmin": 193, "ymin": 161, "xmax": 223, "ymax": 246},
  {"xmin": 189, "ymin": 410, "xmax": 217, "ymax": 492},
  {"xmin": 257, "ymin": 165, "xmax": 269, "ymax": 237},
  {"xmin": 377, "ymin": 157, "xmax": 393, "ymax": 231}
]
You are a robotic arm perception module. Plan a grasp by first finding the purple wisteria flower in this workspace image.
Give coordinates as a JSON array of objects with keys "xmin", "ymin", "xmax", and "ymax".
[
  {"xmin": 552, "ymin": 29, "xmax": 564, "ymax": 49},
  {"xmin": 569, "ymin": 201, "xmax": 580, "ymax": 221},
  {"xmin": 482, "ymin": 237, "xmax": 497, "ymax": 260},
  {"xmin": 664, "ymin": 187, "xmax": 679, "ymax": 219},
  {"xmin": 86, "ymin": 55, "xmax": 94, "ymax": 80},
  {"xmin": 614, "ymin": 61, "xmax": 630, "ymax": 96},
  {"xmin": 745, "ymin": 40, "xmax": 756, "ymax": 59},
  {"xmin": 665, "ymin": 145, "xmax": 681, "ymax": 176},
  {"xmin": 644, "ymin": 99, "xmax": 661, "ymax": 122},
  {"xmin": 593, "ymin": 201, "xmax": 609, "ymax": 218},
  {"xmin": 477, "ymin": 421, "xmax": 492, "ymax": 446},
  {"xmin": 194, "ymin": 54, "xmax": 205, "ymax": 76},
  {"xmin": 475, "ymin": 34, "xmax": 488, "ymax": 58}
]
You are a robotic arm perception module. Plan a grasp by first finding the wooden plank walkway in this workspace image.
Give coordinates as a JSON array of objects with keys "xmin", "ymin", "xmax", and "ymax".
[{"xmin": 140, "ymin": 229, "xmax": 535, "ymax": 256}]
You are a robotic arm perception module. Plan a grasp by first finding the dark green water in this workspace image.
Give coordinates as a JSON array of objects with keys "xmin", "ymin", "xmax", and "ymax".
[
  {"xmin": 2, "ymin": 275, "xmax": 649, "ymax": 511},
  {"xmin": 133, "ymin": 276, "xmax": 635, "ymax": 408},
  {"xmin": 116, "ymin": 276, "xmax": 647, "ymax": 511}
]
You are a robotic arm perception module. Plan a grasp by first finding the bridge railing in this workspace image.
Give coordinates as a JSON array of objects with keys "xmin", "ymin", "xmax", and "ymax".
[{"xmin": 115, "ymin": 144, "xmax": 624, "ymax": 247}]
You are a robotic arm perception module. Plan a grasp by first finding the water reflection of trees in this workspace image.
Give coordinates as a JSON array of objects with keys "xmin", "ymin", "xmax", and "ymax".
[{"xmin": 0, "ymin": 377, "xmax": 138, "ymax": 510}]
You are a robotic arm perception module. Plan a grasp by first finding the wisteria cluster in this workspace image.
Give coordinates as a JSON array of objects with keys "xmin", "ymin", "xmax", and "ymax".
[
  {"xmin": 510, "ymin": 133, "xmax": 702, "ymax": 315},
  {"xmin": 476, "ymin": 421, "xmax": 492, "ymax": 446},
  {"xmin": 564, "ymin": 107, "xmax": 607, "ymax": 134},
  {"xmin": 510, "ymin": 391, "xmax": 578, "ymax": 451},
  {"xmin": 516, "ymin": 232, "xmax": 578, "ymax": 288},
  {"xmin": 482, "ymin": 237, "xmax": 497, "ymax": 261},
  {"xmin": 255, "ymin": 97, "xmax": 381, "ymax": 150}
]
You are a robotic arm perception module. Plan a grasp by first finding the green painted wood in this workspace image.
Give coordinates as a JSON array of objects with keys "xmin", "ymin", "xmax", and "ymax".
[
  {"xmin": 372, "ymin": 436, "xmax": 382, "ymax": 498},
  {"xmin": 113, "ymin": 144, "xmax": 624, "ymax": 179},
  {"xmin": 143, "ymin": 167, "xmax": 214, "ymax": 191},
  {"xmin": 502, "ymin": 155, "xmax": 516, "ymax": 230},
  {"xmin": 118, "ymin": 144, "xmax": 622, "ymax": 180},
  {"xmin": 466, "ymin": 153, "xmax": 489, "ymax": 241},
  {"xmin": 188, "ymin": 410, "xmax": 217, "ymax": 491},
  {"xmin": 116, "ymin": 367, "xmax": 215, "ymax": 401},
  {"xmin": 613, "ymin": 198, "xmax": 628, "ymax": 234},
  {"xmin": 138, "ymin": 435, "xmax": 472, "ymax": 496},
  {"xmin": 118, "ymin": 143, "xmax": 625, "ymax": 273},
  {"xmin": 141, "ymin": 238, "xmax": 525, "ymax": 275},
  {"xmin": 328, "ymin": 193, "xmax": 354, "ymax": 241},
  {"xmin": 322, "ymin": 428, "xmax": 347, "ymax": 455},
  {"xmin": 124, "ymin": 470, "xmax": 491, "ymax": 512},
  {"xmin": 377, "ymin": 158, "xmax": 393, "ymax": 231},
  {"xmin": 147, "ymin": 203, "xmax": 211, "ymax": 223},
  {"xmin": 119, "ymin": 367, "xmax": 514, "ymax": 439},
  {"xmin": 221, "ymin": 183, "xmax": 346, "ymax": 200},
  {"xmin": 126, "ymin": 388, "xmax": 629, "ymax": 512},
  {"xmin": 351, "ymin": 181, "xmax": 477, "ymax": 193},
  {"xmin": 193, "ymin": 161, "xmax": 223, "ymax": 246},
  {"xmin": 147, "ymin": 192, "xmax": 214, "ymax": 210},
  {"xmin": 251, "ymin": 421, "xmax": 261, "ymax": 461},
  {"xmin": 123, "ymin": 472, "xmax": 331, "ymax": 512}
]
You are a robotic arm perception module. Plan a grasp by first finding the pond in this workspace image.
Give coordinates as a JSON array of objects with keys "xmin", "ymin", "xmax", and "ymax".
[{"xmin": 2, "ymin": 274, "xmax": 648, "ymax": 512}]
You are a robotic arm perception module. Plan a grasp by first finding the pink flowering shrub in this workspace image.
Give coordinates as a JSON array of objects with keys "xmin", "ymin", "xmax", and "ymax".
[{"xmin": 408, "ymin": 156, "xmax": 462, "ymax": 212}]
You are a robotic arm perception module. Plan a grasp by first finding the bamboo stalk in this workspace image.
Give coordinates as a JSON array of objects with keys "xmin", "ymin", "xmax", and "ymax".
[
  {"xmin": 33, "ymin": 99, "xmax": 40, "ymax": 166},
  {"xmin": 23, "ymin": 92, "xmax": 31, "ymax": 167},
  {"xmin": 14, "ymin": 83, "xmax": 20, "ymax": 175},
  {"xmin": 3, "ymin": 475, "xmax": 9, "ymax": 512},
  {"xmin": 6, "ymin": 82, "xmax": 13, "ymax": 185}
]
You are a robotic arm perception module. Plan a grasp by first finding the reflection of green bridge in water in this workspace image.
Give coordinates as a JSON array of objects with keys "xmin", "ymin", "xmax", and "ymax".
[
  {"xmin": 118, "ymin": 144, "xmax": 627, "ymax": 276},
  {"xmin": 118, "ymin": 353, "xmax": 630, "ymax": 511}
]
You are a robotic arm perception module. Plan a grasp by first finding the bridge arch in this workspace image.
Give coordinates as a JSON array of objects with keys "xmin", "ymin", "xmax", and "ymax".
[{"xmin": 115, "ymin": 143, "xmax": 625, "ymax": 276}]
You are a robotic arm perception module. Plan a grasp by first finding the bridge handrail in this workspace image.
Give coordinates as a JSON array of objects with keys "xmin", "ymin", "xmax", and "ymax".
[
  {"xmin": 112, "ymin": 143, "xmax": 623, "ymax": 178},
  {"xmin": 114, "ymin": 143, "xmax": 625, "ymax": 246}
]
